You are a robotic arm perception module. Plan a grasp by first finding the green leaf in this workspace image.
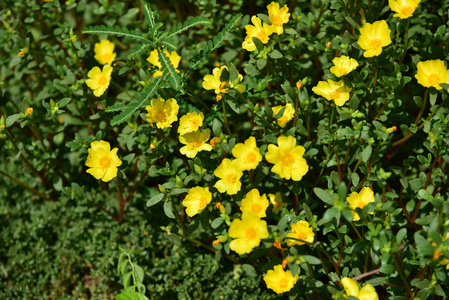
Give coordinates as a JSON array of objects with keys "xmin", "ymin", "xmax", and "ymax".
[
  {"xmin": 252, "ymin": 36, "xmax": 264, "ymax": 52},
  {"xmin": 351, "ymin": 240, "xmax": 370, "ymax": 252},
  {"xmin": 242, "ymin": 264, "xmax": 257, "ymax": 277},
  {"xmin": 128, "ymin": 43, "xmax": 151, "ymax": 58},
  {"xmin": 146, "ymin": 192, "xmax": 166, "ymax": 207},
  {"xmin": 123, "ymin": 271, "xmax": 133, "ymax": 289},
  {"xmin": 134, "ymin": 265, "xmax": 144, "ymax": 283},
  {"xmin": 268, "ymin": 49, "xmax": 283, "ymax": 59},
  {"xmin": 380, "ymin": 264, "xmax": 395, "ymax": 274},
  {"xmin": 163, "ymin": 201, "xmax": 176, "ymax": 219},
  {"xmin": 115, "ymin": 290, "xmax": 149, "ymax": 300},
  {"xmin": 313, "ymin": 188, "xmax": 335, "ymax": 205},
  {"xmin": 106, "ymin": 103, "xmax": 128, "ymax": 113},
  {"xmin": 166, "ymin": 16, "xmax": 211, "ymax": 39},
  {"xmin": 110, "ymin": 75, "xmax": 164, "ymax": 126},
  {"xmin": 345, "ymin": 16, "xmax": 359, "ymax": 29},
  {"xmin": 143, "ymin": 4, "xmax": 156, "ymax": 29},
  {"xmin": 6, "ymin": 114, "xmax": 21, "ymax": 127},
  {"xmin": 9, "ymin": 55, "xmax": 21, "ymax": 68},
  {"xmin": 189, "ymin": 14, "xmax": 242, "ymax": 71},
  {"xmin": 82, "ymin": 25, "xmax": 150, "ymax": 42},
  {"xmin": 302, "ymin": 255, "xmax": 321, "ymax": 265},
  {"xmin": 158, "ymin": 49, "xmax": 180, "ymax": 90},
  {"xmin": 362, "ymin": 146, "xmax": 372, "ymax": 163}
]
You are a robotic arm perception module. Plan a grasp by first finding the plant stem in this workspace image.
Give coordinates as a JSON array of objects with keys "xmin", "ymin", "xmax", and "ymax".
[
  {"xmin": 368, "ymin": 56, "xmax": 380, "ymax": 116},
  {"xmin": 221, "ymin": 98, "xmax": 232, "ymax": 137},
  {"xmin": 351, "ymin": 268, "xmax": 380, "ymax": 281},
  {"xmin": 399, "ymin": 19, "xmax": 410, "ymax": 64},
  {"xmin": 0, "ymin": 169, "xmax": 51, "ymax": 201}
]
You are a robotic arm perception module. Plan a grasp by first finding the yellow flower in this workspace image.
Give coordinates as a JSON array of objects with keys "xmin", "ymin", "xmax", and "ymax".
[
  {"xmin": 272, "ymin": 103, "xmax": 295, "ymax": 128},
  {"xmin": 240, "ymin": 189, "xmax": 269, "ymax": 218},
  {"xmin": 182, "ymin": 186, "xmax": 212, "ymax": 217},
  {"xmin": 330, "ymin": 56, "xmax": 359, "ymax": 77},
  {"xmin": 285, "ymin": 220, "xmax": 314, "ymax": 247},
  {"xmin": 263, "ymin": 265, "xmax": 298, "ymax": 294},
  {"xmin": 415, "ymin": 60, "xmax": 449, "ymax": 90},
  {"xmin": 312, "ymin": 79, "xmax": 352, "ymax": 106},
  {"xmin": 202, "ymin": 66, "xmax": 245, "ymax": 95},
  {"xmin": 85, "ymin": 140, "xmax": 122, "ymax": 182},
  {"xmin": 341, "ymin": 277, "xmax": 379, "ymax": 300},
  {"xmin": 178, "ymin": 112, "xmax": 204, "ymax": 135},
  {"xmin": 267, "ymin": 2, "xmax": 290, "ymax": 35},
  {"xmin": 357, "ymin": 20, "xmax": 392, "ymax": 58},
  {"xmin": 242, "ymin": 16, "xmax": 273, "ymax": 51},
  {"xmin": 146, "ymin": 49, "xmax": 181, "ymax": 77},
  {"xmin": 214, "ymin": 158, "xmax": 243, "ymax": 195},
  {"xmin": 231, "ymin": 136, "xmax": 262, "ymax": 171},
  {"xmin": 346, "ymin": 186, "xmax": 375, "ymax": 221},
  {"xmin": 265, "ymin": 135, "xmax": 308, "ymax": 181},
  {"xmin": 179, "ymin": 129, "xmax": 213, "ymax": 158},
  {"xmin": 86, "ymin": 65, "xmax": 113, "ymax": 97},
  {"xmin": 145, "ymin": 97, "xmax": 179, "ymax": 129},
  {"xmin": 229, "ymin": 212, "xmax": 269, "ymax": 254},
  {"xmin": 389, "ymin": 0, "xmax": 421, "ymax": 19},
  {"xmin": 94, "ymin": 39, "xmax": 116, "ymax": 65},
  {"xmin": 268, "ymin": 192, "xmax": 287, "ymax": 214}
]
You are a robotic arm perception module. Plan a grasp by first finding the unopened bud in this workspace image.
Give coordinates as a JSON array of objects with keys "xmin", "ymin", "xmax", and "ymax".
[
  {"xmin": 210, "ymin": 137, "xmax": 221, "ymax": 147},
  {"xmin": 216, "ymin": 94, "xmax": 223, "ymax": 102},
  {"xmin": 26, "ymin": 107, "xmax": 33, "ymax": 115},
  {"xmin": 326, "ymin": 42, "xmax": 331, "ymax": 48},
  {"xmin": 296, "ymin": 81, "xmax": 303, "ymax": 91},
  {"xmin": 158, "ymin": 184, "xmax": 166, "ymax": 193}
]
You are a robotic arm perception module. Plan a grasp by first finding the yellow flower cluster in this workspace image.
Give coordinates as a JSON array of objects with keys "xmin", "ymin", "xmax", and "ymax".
[
  {"xmin": 242, "ymin": 2, "xmax": 290, "ymax": 51},
  {"xmin": 202, "ymin": 65, "xmax": 245, "ymax": 99},
  {"xmin": 86, "ymin": 39, "xmax": 116, "ymax": 97},
  {"xmin": 340, "ymin": 277, "xmax": 379, "ymax": 300},
  {"xmin": 147, "ymin": 49, "xmax": 181, "ymax": 77}
]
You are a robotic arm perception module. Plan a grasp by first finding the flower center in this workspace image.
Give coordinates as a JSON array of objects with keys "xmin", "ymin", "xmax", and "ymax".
[
  {"xmin": 271, "ymin": 15, "xmax": 282, "ymax": 25},
  {"xmin": 198, "ymin": 196, "xmax": 207, "ymax": 208},
  {"xmin": 281, "ymin": 152, "xmax": 295, "ymax": 167},
  {"xmin": 97, "ymin": 76, "xmax": 108, "ymax": 86},
  {"xmin": 256, "ymin": 30, "xmax": 267, "ymax": 42},
  {"xmin": 428, "ymin": 74, "xmax": 441, "ymax": 86},
  {"xmin": 245, "ymin": 228, "xmax": 257, "ymax": 240},
  {"xmin": 279, "ymin": 277, "xmax": 289, "ymax": 289},
  {"xmin": 99, "ymin": 157, "xmax": 112, "ymax": 169},
  {"xmin": 251, "ymin": 204, "xmax": 263, "ymax": 215},
  {"xmin": 102, "ymin": 53, "xmax": 111, "ymax": 63},
  {"xmin": 246, "ymin": 152, "xmax": 257, "ymax": 163},
  {"xmin": 369, "ymin": 38, "xmax": 382, "ymax": 49},
  {"xmin": 329, "ymin": 90, "xmax": 341, "ymax": 99},
  {"xmin": 400, "ymin": 6, "xmax": 413, "ymax": 16},
  {"xmin": 226, "ymin": 173, "xmax": 237, "ymax": 184},
  {"xmin": 155, "ymin": 111, "xmax": 167, "ymax": 123},
  {"xmin": 191, "ymin": 141, "xmax": 203, "ymax": 149}
]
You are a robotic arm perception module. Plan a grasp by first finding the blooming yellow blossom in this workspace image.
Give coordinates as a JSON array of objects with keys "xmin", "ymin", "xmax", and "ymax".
[
  {"xmin": 231, "ymin": 136, "xmax": 262, "ymax": 171},
  {"xmin": 242, "ymin": 16, "xmax": 273, "ymax": 51},
  {"xmin": 86, "ymin": 65, "xmax": 113, "ymax": 97},
  {"xmin": 312, "ymin": 79, "xmax": 352, "ymax": 106},
  {"xmin": 145, "ymin": 97, "xmax": 179, "ymax": 129},
  {"xmin": 268, "ymin": 192, "xmax": 287, "ymax": 214},
  {"xmin": 265, "ymin": 135, "xmax": 308, "ymax": 181},
  {"xmin": 214, "ymin": 158, "xmax": 243, "ymax": 195},
  {"xmin": 357, "ymin": 20, "xmax": 392, "ymax": 58},
  {"xmin": 415, "ymin": 60, "xmax": 449, "ymax": 90},
  {"xmin": 85, "ymin": 140, "xmax": 122, "ymax": 182},
  {"xmin": 341, "ymin": 277, "xmax": 379, "ymax": 300},
  {"xmin": 202, "ymin": 66, "xmax": 245, "ymax": 96},
  {"xmin": 263, "ymin": 265, "xmax": 298, "ymax": 294},
  {"xmin": 179, "ymin": 129, "xmax": 213, "ymax": 158},
  {"xmin": 178, "ymin": 112, "xmax": 204, "ymax": 135},
  {"xmin": 228, "ymin": 212, "xmax": 269, "ymax": 254},
  {"xmin": 240, "ymin": 189, "xmax": 269, "ymax": 218},
  {"xmin": 182, "ymin": 186, "xmax": 212, "ymax": 217},
  {"xmin": 94, "ymin": 39, "xmax": 116, "ymax": 65},
  {"xmin": 147, "ymin": 49, "xmax": 181, "ymax": 77},
  {"xmin": 272, "ymin": 103, "xmax": 295, "ymax": 128},
  {"xmin": 389, "ymin": 0, "xmax": 421, "ymax": 19},
  {"xmin": 346, "ymin": 186, "xmax": 375, "ymax": 221},
  {"xmin": 330, "ymin": 56, "xmax": 359, "ymax": 77},
  {"xmin": 267, "ymin": 2, "xmax": 290, "ymax": 35},
  {"xmin": 285, "ymin": 220, "xmax": 314, "ymax": 247}
]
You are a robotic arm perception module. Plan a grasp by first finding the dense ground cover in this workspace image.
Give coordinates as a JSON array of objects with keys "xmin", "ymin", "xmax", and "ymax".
[{"xmin": 1, "ymin": 0, "xmax": 449, "ymax": 299}]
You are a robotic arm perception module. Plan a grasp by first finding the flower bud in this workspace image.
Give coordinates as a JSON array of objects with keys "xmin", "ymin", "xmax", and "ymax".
[{"xmin": 26, "ymin": 107, "xmax": 33, "ymax": 116}]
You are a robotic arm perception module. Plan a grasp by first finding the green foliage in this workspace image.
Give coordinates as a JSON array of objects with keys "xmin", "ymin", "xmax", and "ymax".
[{"xmin": 2, "ymin": 0, "xmax": 449, "ymax": 299}]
